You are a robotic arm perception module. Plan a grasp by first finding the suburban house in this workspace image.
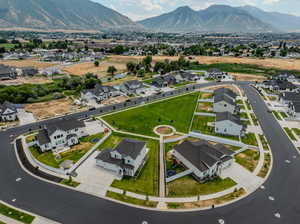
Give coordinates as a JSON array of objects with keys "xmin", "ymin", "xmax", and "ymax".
[
  {"xmin": 0, "ymin": 101, "xmax": 22, "ymax": 121},
  {"xmin": 152, "ymin": 74, "xmax": 177, "ymax": 88},
  {"xmin": 81, "ymin": 84, "xmax": 120, "ymax": 103},
  {"xmin": 36, "ymin": 119, "xmax": 87, "ymax": 152},
  {"xmin": 261, "ymin": 80, "xmax": 298, "ymax": 92},
  {"xmin": 213, "ymin": 94, "xmax": 239, "ymax": 114},
  {"xmin": 171, "ymin": 140, "xmax": 234, "ymax": 182},
  {"xmin": 95, "ymin": 138, "xmax": 148, "ymax": 178},
  {"xmin": 214, "ymin": 88, "xmax": 237, "ymax": 101},
  {"xmin": 120, "ymin": 80, "xmax": 144, "ymax": 95},
  {"xmin": 271, "ymin": 72, "xmax": 298, "ymax": 82},
  {"xmin": 215, "ymin": 112, "xmax": 246, "ymax": 137},
  {"xmin": 174, "ymin": 71, "xmax": 200, "ymax": 82},
  {"xmin": 279, "ymin": 92, "xmax": 300, "ymax": 105},
  {"xmin": 205, "ymin": 68, "xmax": 231, "ymax": 80},
  {"xmin": 0, "ymin": 64, "xmax": 17, "ymax": 80},
  {"xmin": 20, "ymin": 67, "xmax": 39, "ymax": 76},
  {"xmin": 288, "ymin": 101, "xmax": 300, "ymax": 118}
]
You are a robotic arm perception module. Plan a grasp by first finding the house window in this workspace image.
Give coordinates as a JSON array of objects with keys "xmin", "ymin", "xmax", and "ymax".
[{"xmin": 224, "ymin": 129, "xmax": 227, "ymax": 132}]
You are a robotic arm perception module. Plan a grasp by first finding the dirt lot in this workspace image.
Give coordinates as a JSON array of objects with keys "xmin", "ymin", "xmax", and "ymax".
[
  {"xmin": 62, "ymin": 55, "xmax": 181, "ymax": 77},
  {"xmin": 194, "ymin": 56, "xmax": 300, "ymax": 71},
  {"xmin": 231, "ymin": 73, "xmax": 267, "ymax": 82},
  {"xmin": 102, "ymin": 96, "xmax": 129, "ymax": 105},
  {"xmin": 204, "ymin": 85, "xmax": 240, "ymax": 94},
  {"xmin": 1, "ymin": 77, "xmax": 53, "ymax": 85},
  {"xmin": 0, "ymin": 59, "xmax": 57, "ymax": 69},
  {"xmin": 25, "ymin": 97, "xmax": 82, "ymax": 120}
]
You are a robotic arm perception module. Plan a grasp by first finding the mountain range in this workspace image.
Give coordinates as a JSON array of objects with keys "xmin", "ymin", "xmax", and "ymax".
[
  {"xmin": 0, "ymin": 0, "xmax": 299, "ymax": 33},
  {"xmin": 139, "ymin": 5, "xmax": 300, "ymax": 33},
  {"xmin": 0, "ymin": 0, "xmax": 141, "ymax": 31}
]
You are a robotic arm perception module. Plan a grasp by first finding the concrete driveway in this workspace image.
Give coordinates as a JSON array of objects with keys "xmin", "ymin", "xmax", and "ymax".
[
  {"xmin": 75, "ymin": 151, "xmax": 117, "ymax": 196},
  {"xmin": 17, "ymin": 110, "xmax": 36, "ymax": 125},
  {"xmin": 220, "ymin": 162, "xmax": 263, "ymax": 193}
]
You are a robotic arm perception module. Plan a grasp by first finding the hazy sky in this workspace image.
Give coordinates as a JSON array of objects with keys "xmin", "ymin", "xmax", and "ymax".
[{"xmin": 94, "ymin": 0, "xmax": 300, "ymax": 21}]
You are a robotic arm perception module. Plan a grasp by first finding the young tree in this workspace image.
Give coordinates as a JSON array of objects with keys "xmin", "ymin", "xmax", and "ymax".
[
  {"xmin": 94, "ymin": 61, "xmax": 99, "ymax": 67},
  {"xmin": 107, "ymin": 66, "xmax": 117, "ymax": 77},
  {"xmin": 126, "ymin": 62, "xmax": 136, "ymax": 73},
  {"xmin": 143, "ymin": 55, "xmax": 152, "ymax": 72}
]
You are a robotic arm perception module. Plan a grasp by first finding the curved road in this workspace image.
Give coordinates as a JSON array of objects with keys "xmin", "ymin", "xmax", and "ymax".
[{"xmin": 0, "ymin": 83, "xmax": 299, "ymax": 224}]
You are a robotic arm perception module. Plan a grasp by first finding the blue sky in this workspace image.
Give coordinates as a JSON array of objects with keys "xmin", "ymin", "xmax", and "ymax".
[{"xmin": 93, "ymin": 0, "xmax": 300, "ymax": 21}]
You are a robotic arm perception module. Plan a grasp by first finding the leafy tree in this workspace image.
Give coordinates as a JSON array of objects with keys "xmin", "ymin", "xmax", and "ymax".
[
  {"xmin": 107, "ymin": 66, "xmax": 117, "ymax": 77},
  {"xmin": 94, "ymin": 61, "xmax": 99, "ymax": 67},
  {"xmin": 126, "ymin": 62, "xmax": 136, "ymax": 73}
]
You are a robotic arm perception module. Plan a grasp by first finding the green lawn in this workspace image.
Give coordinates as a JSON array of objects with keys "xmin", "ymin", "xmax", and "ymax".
[
  {"xmin": 235, "ymin": 149, "xmax": 260, "ymax": 172},
  {"xmin": 106, "ymin": 191, "xmax": 158, "ymax": 208},
  {"xmin": 103, "ymin": 92, "xmax": 200, "ymax": 137},
  {"xmin": 172, "ymin": 81, "xmax": 193, "ymax": 88},
  {"xmin": 0, "ymin": 43, "xmax": 16, "ymax": 50},
  {"xmin": 167, "ymin": 176, "xmax": 236, "ymax": 197},
  {"xmin": 284, "ymin": 128, "xmax": 297, "ymax": 141},
  {"xmin": 272, "ymin": 111, "xmax": 282, "ymax": 121},
  {"xmin": 239, "ymin": 112, "xmax": 249, "ymax": 120},
  {"xmin": 25, "ymin": 135, "xmax": 36, "ymax": 144},
  {"xmin": 80, "ymin": 132, "xmax": 105, "ymax": 144},
  {"xmin": 0, "ymin": 203, "xmax": 35, "ymax": 224},
  {"xmin": 111, "ymin": 139, "xmax": 159, "ymax": 196},
  {"xmin": 250, "ymin": 114, "xmax": 259, "ymax": 126},
  {"xmin": 60, "ymin": 179, "xmax": 80, "ymax": 188},
  {"xmin": 292, "ymin": 128, "xmax": 300, "ymax": 137},
  {"xmin": 242, "ymin": 133, "xmax": 258, "ymax": 146}
]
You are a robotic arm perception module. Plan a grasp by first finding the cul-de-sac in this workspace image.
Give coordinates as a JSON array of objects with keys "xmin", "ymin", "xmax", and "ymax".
[{"xmin": 0, "ymin": 1, "xmax": 300, "ymax": 224}]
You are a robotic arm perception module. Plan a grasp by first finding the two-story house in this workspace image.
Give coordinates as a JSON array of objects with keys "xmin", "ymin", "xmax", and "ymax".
[
  {"xmin": 95, "ymin": 138, "xmax": 148, "ymax": 178},
  {"xmin": 205, "ymin": 68, "xmax": 231, "ymax": 80},
  {"xmin": 81, "ymin": 84, "xmax": 120, "ymax": 103},
  {"xmin": 171, "ymin": 140, "xmax": 234, "ymax": 182},
  {"xmin": 36, "ymin": 119, "xmax": 87, "ymax": 152},
  {"xmin": 0, "ymin": 101, "xmax": 20, "ymax": 122},
  {"xmin": 174, "ymin": 71, "xmax": 200, "ymax": 82},
  {"xmin": 215, "ymin": 112, "xmax": 246, "ymax": 137},
  {"xmin": 278, "ymin": 92, "xmax": 300, "ymax": 105},
  {"xmin": 213, "ymin": 94, "xmax": 239, "ymax": 114},
  {"xmin": 152, "ymin": 74, "xmax": 177, "ymax": 88}
]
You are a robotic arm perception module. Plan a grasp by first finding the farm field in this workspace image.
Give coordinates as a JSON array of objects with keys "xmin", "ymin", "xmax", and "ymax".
[{"xmin": 103, "ymin": 92, "xmax": 200, "ymax": 137}]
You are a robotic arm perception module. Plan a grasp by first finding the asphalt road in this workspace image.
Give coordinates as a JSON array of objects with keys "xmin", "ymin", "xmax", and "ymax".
[{"xmin": 0, "ymin": 82, "xmax": 299, "ymax": 224}]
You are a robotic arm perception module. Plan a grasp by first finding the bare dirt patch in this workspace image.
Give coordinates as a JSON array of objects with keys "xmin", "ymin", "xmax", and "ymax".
[
  {"xmin": 194, "ymin": 56, "xmax": 300, "ymax": 71},
  {"xmin": 102, "ymin": 96, "xmax": 129, "ymax": 105},
  {"xmin": 0, "ymin": 59, "xmax": 57, "ymax": 69},
  {"xmin": 1, "ymin": 77, "xmax": 53, "ymax": 85},
  {"xmin": 197, "ymin": 102, "xmax": 213, "ymax": 112},
  {"xmin": 156, "ymin": 127, "xmax": 173, "ymax": 135},
  {"xmin": 231, "ymin": 73, "xmax": 267, "ymax": 82},
  {"xmin": 25, "ymin": 97, "xmax": 82, "ymax": 120}
]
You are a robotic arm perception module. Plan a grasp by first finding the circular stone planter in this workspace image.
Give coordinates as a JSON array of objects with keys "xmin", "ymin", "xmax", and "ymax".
[{"xmin": 153, "ymin": 125, "xmax": 176, "ymax": 137}]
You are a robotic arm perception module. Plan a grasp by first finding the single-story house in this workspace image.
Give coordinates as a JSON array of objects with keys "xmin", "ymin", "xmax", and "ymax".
[
  {"xmin": 205, "ymin": 68, "xmax": 230, "ymax": 80},
  {"xmin": 171, "ymin": 140, "xmax": 234, "ymax": 182},
  {"xmin": 0, "ymin": 64, "xmax": 17, "ymax": 80},
  {"xmin": 271, "ymin": 72, "xmax": 298, "ymax": 82},
  {"xmin": 81, "ymin": 84, "xmax": 120, "ymax": 103},
  {"xmin": 215, "ymin": 112, "xmax": 246, "ymax": 137},
  {"xmin": 213, "ymin": 94, "xmax": 239, "ymax": 114},
  {"xmin": 120, "ymin": 80, "xmax": 144, "ymax": 95},
  {"xmin": 174, "ymin": 71, "xmax": 200, "ymax": 82},
  {"xmin": 20, "ymin": 67, "xmax": 39, "ymax": 76},
  {"xmin": 95, "ymin": 138, "xmax": 148, "ymax": 178},
  {"xmin": 152, "ymin": 74, "xmax": 177, "ymax": 88},
  {"xmin": 36, "ymin": 119, "xmax": 87, "ymax": 152}
]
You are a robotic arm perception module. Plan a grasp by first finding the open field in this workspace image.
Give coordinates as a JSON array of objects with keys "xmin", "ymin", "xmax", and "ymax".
[
  {"xmin": 231, "ymin": 73, "xmax": 267, "ymax": 82},
  {"xmin": 0, "ymin": 59, "xmax": 57, "ymax": 69},
  {"xmin": 103, "ymin": 92, "xmax": 200, "ymax": 137},
  {"xmin": 25, "ymin": 97, "xmax": 81, "ymax": 120}
]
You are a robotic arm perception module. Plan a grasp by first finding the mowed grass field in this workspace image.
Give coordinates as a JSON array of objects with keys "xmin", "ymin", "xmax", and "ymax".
[{"xmin": 103, "ymin": 92, "xmax": 200, "ymax": 137}]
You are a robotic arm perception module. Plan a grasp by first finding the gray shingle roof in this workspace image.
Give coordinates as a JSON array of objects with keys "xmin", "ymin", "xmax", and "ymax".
[
  {"xmin": 214, "ymin": 88, "xmax": 237, "ymax": 99},
  {"xmin": 216, "ymin": 112, "xmax": 243, "ymax": 126},
  {"xmin": 36, "ymin": 129, "xmax": 51, "ymax": 145},
  {"xmin": 46, "ymin": 119, "xmax": 85, "ymax": 136},
  {"xmin": 114, "ymin": 138, "xmax": 146, "ymax": 160},
  {"xmin": 173, "ymin": 140, "xmax": 233, "ymax": 172},
  {"xmin": 214, "ymin": 94, "xmax": 235, "ymax": 106},
  {"xmin": 95, "ymin": 148, "xmax": 134, "ymax": 169}
]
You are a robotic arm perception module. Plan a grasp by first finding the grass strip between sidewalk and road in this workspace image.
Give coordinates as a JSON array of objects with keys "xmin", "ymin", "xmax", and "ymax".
[
  {"xmin": 0, "ymin": 203, "xmax": 35, "ymax": 224},
  {"xmin": 284, "ymin": 128, "xmax": 297, "ymax": 141},
  {"xmin": 106, "ymin": 191, "xmax": 158, "ymax": 208}
]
